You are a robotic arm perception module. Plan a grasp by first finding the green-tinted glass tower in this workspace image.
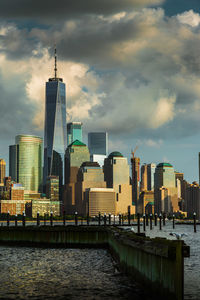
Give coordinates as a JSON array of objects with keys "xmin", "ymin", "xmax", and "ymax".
[{"xmin": 9, "ymin": 135, "xmax": 43, "ymax": 192}]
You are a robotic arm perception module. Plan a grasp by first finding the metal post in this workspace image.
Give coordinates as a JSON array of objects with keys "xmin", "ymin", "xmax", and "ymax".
[
  {"xmin": 50, "ymin": 211, "xmax": 53, "ymax": 227},
  {"xmin": 108, "ymin": 213, "xmax": 111, "ymax": 225},
  {"xmin": 63, "ymin": 210, "xmax": 66, "ymax": 226},
  {"xmin": 159, "ymin": 214, "xmax": 162, "ymax": 230},
  {"xmin": 155, "ymin": 213, "xmax": 157, "ymax": 226},
  {"xmin": 113, "ymin": 215, "xmax": 115, "ymax": 225},
  {"xmin": 22, "ymin": 211, "xmax": 25, "ymax": 227},
  {"xmin": 44, "ymin": 214, "xmax": 46, "ymax": 226},
  {"xmin": 128, "ymin": 210, "xmax": 131, "ymax": 226},
  {"xmin": 122, "ymin": 214, "xmax": 124, "ymax": 225},
  {"xmin": 150, "ymin": 214, "xmax": 152, "ymax": 230},
  {"xmin": 137, "ymin": 213, "xmax": 140, "ymax": 233},
  {"xmin": 119, "ymin": 214, "xmax": 122, "ymax": 226},
  {"xmin": 15, "ymin": 214, "xmax": 18, "ymax": 227},
  {"xmin": 87, "ymin": 213, "xmax": 89, "ymax": 226},
  {"xmin": 194, "ymin": 212, "xmax": 197, "ymax": 233},
  {"xmin": 37, "ymin": 212, "xmax": 40, "ymax": 226},
  {"xmin": 146, "ymin": 214, "xmax": 149, "ymax": 226},
  {"xmin": 172, "ymin": 214, "xmax": 175, "ymax": 229},
  {"xmin": 163, "ymin": 213, "xmax": 166, "ymax": 226},
  {"xmin": 98, "ymin": 212, "xmax": 101, "ymax": 226},
  {"xmin": 75, "ymin": 212, "xmax": 78, "ymax": 226},
  {"xmin": 7, "ymin": 211, "xmax": 10, "ymax": 227},
  {"xmin": 143, "ymin": 214, "xmax": 146, "ymax": 231},
  {"xmin": 104, "ymin": 213, "xmax": 106, "ymax": 226}
]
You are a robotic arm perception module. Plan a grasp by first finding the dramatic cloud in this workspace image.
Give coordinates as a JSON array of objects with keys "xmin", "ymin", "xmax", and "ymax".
[{"xmin": 0, "ymin": 0, "xmax": 164, "ymax": 21}]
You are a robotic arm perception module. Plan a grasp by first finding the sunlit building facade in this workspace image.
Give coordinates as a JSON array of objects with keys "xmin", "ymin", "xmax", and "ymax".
[
  {"xmin": 9, "ymin": 135, "xmax": 43, "ymax": 192},
  {"xmin": 0, "ymin": 159, "xmax": 6, "ymax": 184}
]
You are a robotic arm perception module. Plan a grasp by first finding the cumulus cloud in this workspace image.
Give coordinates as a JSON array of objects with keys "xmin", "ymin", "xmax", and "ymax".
[{"xmin": 177, "ymin": 10, "xmax": 200, "ymax": 27}]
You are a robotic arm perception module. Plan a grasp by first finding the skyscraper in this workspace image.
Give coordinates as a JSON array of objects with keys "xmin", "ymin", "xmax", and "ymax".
[
  {"xmin": 131, "ymin": 152, "xmax": 140, "ymax": 211},
  {"xmin": 88, "ymin": 132, "xmax": 108, "ymax": 167},
  {"xmin": 147, "ymin": 163, "xmax": 156, "ymax": 191},
  {"xmin": 67, "ymin": 122, "xmax": 82, "ymax": 145},
  {"xmin": 154, "ymin": 163, "xmax": 178, "ymax": 213},
  {"xmin": 43, "ymin": 48, "xmax": 67, "ymax": 188},
  {"xmin": 9, "ymin": 135, "xmax": 43, "ymax": 192},
  {"xmin": 104, "ymin": 151, "xmax": 133, "ymax": 214},
  {"xmin": 140, "ymin": 163, "xmax": 148, "ymax": 191},
  {"xmin": 0, "ymin": 159, "xmax": 6, "ymax": 184}
]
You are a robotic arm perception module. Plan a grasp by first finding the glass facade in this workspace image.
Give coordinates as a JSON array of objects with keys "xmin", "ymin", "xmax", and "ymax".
[
  {"xmin": 67, "ymin": 122, "xmax": 82, "ymax": 145},
  {"xmin": 43, "ymin": 78, "xmax": 67, "ymax": 187},
  {"xmin": 88, "ymin": 132, "xmax": 108, "ymax": 156},
  {"xmin": 9, "ymin": 135, "xmax": 43, "ymax": 192}
]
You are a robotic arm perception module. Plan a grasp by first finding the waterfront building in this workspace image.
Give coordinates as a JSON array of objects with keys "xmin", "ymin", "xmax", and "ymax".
[
  {"xmin": 43, "ymin": 48, "xmax": 67, "ymax": 188},
  {"xmin": 46, "ymin": 175, "xmax": 59, "ymax": 201},
  {"xmin": 147, "ymin": 163, "xmax": 156, "ymax": 191},
  {"xmin": 85, "ymin": 188, "xmax": 116, "ymax": 216},
  {"xmin": 9, "ymin": 135, "xmax": 43, "ymax": 192},
  {"xmin": 131, "ymin": 153, "xmax": 140, "ymax": 211},
  {"xmin": 185, "ymin": 182, "xmax": 200, "ymax": 220},
  {"xmin": 67, "ymin": 122, "xmax": 82, "ymax": 145},
  {"xmin": 76, "ymin": 162, "xmax": 107, "ymax": 214},
  {"xmin": 10, "ymin": 183, "xmax": 24, "ymax": 200},
  {"xmin": 0, "ymin": 199, "xmax": 31, "ymax": 215},
  {"xmin": 0, "ymin": 159, "xmax": 6, "ymax": 184},
  {"xmin": 64, "ymin": 140, "xmax": 90, "ymax": 214},
  {"xmin": 154, "ymin": 163, "xmax": 178, "ymax": 214},
  {"xmin": 104, "ymin": 152, "xmax": 133, "ymax": 215},
  {"xmin": 140, "ymin": 164, "xmax": 148, "ymax": 192},
  {"xmin": 25, "ymin": 199, "xmax": 60, "ymax": 218},
  {"xmin": 138, "ymin": 191, "xmax": 154, "ymax": 214}
]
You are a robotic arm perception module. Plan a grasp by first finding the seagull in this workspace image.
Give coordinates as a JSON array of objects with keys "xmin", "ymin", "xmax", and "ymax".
[
  {"xmin": 169, "ymin": 232, "xmax": 188, "ymax": 240},
  {"xmin": 122, "ymin": 227, "xmax": 135, "ymax": 232}
]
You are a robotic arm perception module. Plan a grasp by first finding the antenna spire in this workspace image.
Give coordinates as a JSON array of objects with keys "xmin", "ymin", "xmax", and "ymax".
[{"xmin": 54, "ymin": 45, "xmax": 57, "ymax": 78}]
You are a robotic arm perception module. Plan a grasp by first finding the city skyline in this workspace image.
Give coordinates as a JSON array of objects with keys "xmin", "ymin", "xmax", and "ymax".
[{"xmin": 1, "ymin": 1, "xmax": 200, "ymax": 183}]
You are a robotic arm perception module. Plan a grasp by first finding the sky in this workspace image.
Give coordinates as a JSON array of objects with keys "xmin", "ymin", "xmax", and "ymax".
[{"xmin": 0, "ymin": 0, "xmax": 200, "ymax": 183}]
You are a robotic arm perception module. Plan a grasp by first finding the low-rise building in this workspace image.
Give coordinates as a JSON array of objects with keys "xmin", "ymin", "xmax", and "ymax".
[{"xmin": 26, "ymin": 199, "xmax": 60, "ymax": 218}]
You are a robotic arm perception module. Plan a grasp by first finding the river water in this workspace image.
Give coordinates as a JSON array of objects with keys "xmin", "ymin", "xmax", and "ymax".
[{"xmin": 0, "ymin": 222, "xmax": 198, "ymax": 299}]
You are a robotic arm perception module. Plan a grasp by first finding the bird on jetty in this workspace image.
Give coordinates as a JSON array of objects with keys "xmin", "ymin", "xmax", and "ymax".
[
  {"xmin": 122, "ymin": 227, "xmax": 135, "ymax": 232},
  {"xmin": 169, "ymin": 232, "xmax": 188, "ymax": 240}
]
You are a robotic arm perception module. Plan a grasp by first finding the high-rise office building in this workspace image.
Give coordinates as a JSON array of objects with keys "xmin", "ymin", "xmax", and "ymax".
[
  {"xmin": 104, "ymin": 151, "xmax": 133, "ymax": 215},
  {"xmin": 64, "ymin": 140, "xmax": 90, "ymax": 213},
  {"xmin": 67, "ymin": 122, "xmax": 82, "ymax": 145},
  {"xmin": 9, "ymin": 135, "xmax": 43, "ymax": 192},
  {"xmin": 88, "ymin": 132, "xmax": 108, "ymax": 167},
  {"xmin": 154, "ymin": 163, "xmax": 178, "ymax": 213},
  {"xmin": 140, "ymin": 164, "xmax": 148, "ymax": 191},
  {"xmin": 147, "ymin": 163, "xmax": 156, "ymax": 191},
  {"xmin": 0, "ymin": 159, "xmax": 6, "ymax": 184},
  {"xmin": 185, "ymin": 182, "xmax": 200, "ymax": 219},
  {"xmin": 43, "ymin": 48, "xmax": 67, "ymax": 188},
  {"xmin": 76, "ymin": 161, "xmax": 107, "ymax": 214},
  {"xmin": 131, "ymin": 153, "xmax": 140, "ymax": 211},
  {"xmin": 88, "ymin": 132, "xmax": 108, "ymax": 155}
]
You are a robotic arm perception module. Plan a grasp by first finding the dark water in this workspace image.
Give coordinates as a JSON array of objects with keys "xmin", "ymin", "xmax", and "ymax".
[{"xmin": 0, "ymin": 247, "xmax": 152, "ymax": 300}]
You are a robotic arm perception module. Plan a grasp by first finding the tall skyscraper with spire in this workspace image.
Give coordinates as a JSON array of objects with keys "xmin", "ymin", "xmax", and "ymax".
[{"xmin": 43, "ymin": 47, "xmax": 67, "ymax": 192}]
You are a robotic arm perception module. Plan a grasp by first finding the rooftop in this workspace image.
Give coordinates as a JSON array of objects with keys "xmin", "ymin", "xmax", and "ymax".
[
  {"xmin": 68, "ymin": 139, "xmax": 86, "ymax": 147},
  {"xmin": 108, "ymin": 151, "xmax": 123, "ymax": 159},
  {"xmin": 157, "ymin": 162, "xmax": 173, "ymax": 168}
]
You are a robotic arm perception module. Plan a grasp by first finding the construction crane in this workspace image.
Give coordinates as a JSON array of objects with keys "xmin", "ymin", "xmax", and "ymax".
[{"xmin": 131, "ymin": 146, "xmax": 138, "ymax": 159}]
